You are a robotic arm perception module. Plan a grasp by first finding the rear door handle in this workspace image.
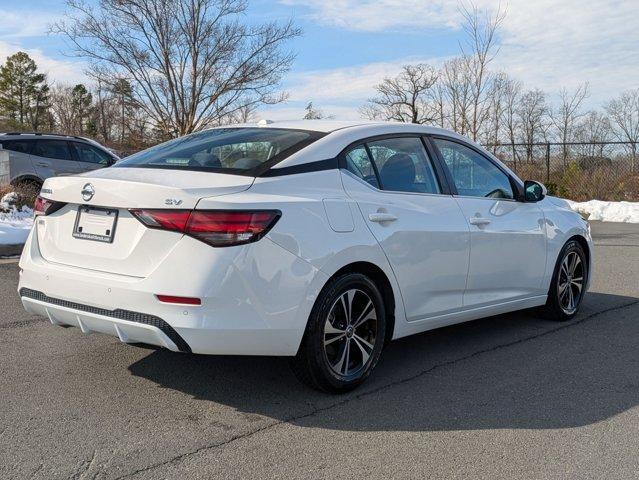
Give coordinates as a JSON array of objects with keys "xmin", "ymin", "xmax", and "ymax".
[
  {"xmin": 469, "ymin": 217, "xmax": 491, "ymax": 226},
  {"xmin": 36, "ymin": 162, "xmax": 50, "ymax": 167},
  {"xmin": 368, "ymin": 213, "xmax": 398, "ymax": 223}
]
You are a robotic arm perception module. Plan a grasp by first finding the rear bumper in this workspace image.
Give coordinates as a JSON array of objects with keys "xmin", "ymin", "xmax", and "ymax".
[
  {"xmin": 21, "ymin": 288, "xmax": 189, "ymax": 352},
  {"xmin": 18, "ymin": 227, "xmax": 328, "ymax": 356}
]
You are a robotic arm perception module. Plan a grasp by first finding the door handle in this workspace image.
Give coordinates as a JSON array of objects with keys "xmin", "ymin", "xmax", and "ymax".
[
  {"xmin": 369, "ymin": 213, "xmax": 398, "ymax": 223},
  {"xmin": 36, "ymin": 162, "xmax": 50, "ymax": 167},
  {"xmin": 469, "ymin": 217, "xmax": 491, "ymax": 226}
]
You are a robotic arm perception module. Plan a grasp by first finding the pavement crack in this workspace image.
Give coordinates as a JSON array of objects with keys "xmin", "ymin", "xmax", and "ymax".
[{"xmin": 114, "ymin": 298, "xmax": 639, "ymax": 479}]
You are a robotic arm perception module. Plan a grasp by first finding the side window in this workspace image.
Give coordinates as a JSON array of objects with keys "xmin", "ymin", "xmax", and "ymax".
[
  {"xmin": 1, "ymin": 140, "xmax": 32, "ymax": 154},
  {"xmin": 344, "ymin": 145, "xmax": 379, "ymax": 189},
  {"xmin": 73, "ymin": 143, "xmax": 112, "ymax": 165},
  {"xmin": 367, "ymin": 137, "xmax": 440, "ymax": 194},
  {"xmin": 33, "ymin": 140, "xmax": 74, "ymax": 161},
  {"xmin": 433, "ymin": 138, "xmax": 514, "ymax": 199}
]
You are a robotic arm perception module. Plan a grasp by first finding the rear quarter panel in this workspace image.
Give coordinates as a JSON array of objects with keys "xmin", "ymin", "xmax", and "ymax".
[{"xmin": 195, "ymin": 169, "xmax": 409, "ymax": 340}]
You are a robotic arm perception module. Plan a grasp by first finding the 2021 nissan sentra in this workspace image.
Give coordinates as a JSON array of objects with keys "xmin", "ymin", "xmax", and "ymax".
[{"xmin": 18, "ymin": 120, "xmax": 592, "ymax": 392}]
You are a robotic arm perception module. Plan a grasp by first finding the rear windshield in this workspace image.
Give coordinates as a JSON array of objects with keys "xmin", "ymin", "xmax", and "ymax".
[{"xmin": 114, "ymin": 128, "xmax": 322, "ymax": 175}]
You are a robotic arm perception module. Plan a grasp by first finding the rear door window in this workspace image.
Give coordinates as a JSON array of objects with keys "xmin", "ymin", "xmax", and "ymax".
[
  {"xmin": 367, "ymin": 137, "xmax": 440, "ymax": 194},
  {"xmin": 33, "ymin": 140, "xmax": 74, "ymax": 161}
]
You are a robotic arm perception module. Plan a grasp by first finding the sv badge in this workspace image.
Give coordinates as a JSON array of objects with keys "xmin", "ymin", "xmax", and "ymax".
[{"xmin": 165, "ymin": 198, "xmax": 183, "ymax": 206}]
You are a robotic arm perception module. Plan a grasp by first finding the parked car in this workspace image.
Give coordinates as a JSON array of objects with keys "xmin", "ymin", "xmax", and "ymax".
[
  {"xmin": 0, "ymin": 132, "xmax": 119, "ymax": 188},
  {"xmin": 18, "ymin": 121, "xmax": 592, "ymax": 392}
]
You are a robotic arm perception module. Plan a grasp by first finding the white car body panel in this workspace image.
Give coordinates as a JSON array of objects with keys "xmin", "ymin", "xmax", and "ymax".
[
  {"xmin": 452, "ymin": 196, "xmax": 547, "ymax": 306},
  {"xmin": 18, "ymin": 120, "xmax": 593, "ymax": 356}
]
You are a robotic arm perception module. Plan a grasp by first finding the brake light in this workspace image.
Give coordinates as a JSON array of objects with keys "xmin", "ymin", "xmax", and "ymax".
[
  {"xmin": 130, "ymin": 209, "xmax": 281, "ymax": 247},
  {"xmin": 34, "ymin": 196, "xmax": 65, "ymax": 216}
]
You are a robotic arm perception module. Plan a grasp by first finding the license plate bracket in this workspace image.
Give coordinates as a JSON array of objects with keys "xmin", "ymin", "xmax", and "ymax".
[{"xmin": 73, "ymin": 206, "xmax": 118, "ymax": 243}]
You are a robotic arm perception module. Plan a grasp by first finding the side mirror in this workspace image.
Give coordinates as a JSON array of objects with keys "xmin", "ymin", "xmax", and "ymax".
[{"xmin": 524, "ymin": 180, "xmax": 547, "ymax": 202}]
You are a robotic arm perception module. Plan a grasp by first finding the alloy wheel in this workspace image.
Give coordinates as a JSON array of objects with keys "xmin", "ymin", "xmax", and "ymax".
[
  {"xmin": 557, "ymin": 250, "xmax": 585, "ymax": 315},
  {"xmin": 323, "ymin": 288, "xmax": 378, "ymax": 377}
]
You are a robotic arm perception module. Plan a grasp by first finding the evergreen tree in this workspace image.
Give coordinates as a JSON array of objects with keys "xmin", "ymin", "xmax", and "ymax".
[
  {"xmin": 71, "ymin": 84, "xmax": 93, "ymax": 134},
  {"xmin": 0, "ymin": 52, "xmax": 49, "ymax": 131}
]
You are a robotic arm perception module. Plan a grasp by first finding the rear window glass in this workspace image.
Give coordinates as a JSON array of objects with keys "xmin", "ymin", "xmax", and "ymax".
[{"xmin": 114, "ymin": 128, "xmax": 321, "ymax": 174}]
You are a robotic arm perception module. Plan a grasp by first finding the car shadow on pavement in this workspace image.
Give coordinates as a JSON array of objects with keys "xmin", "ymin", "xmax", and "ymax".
[{"xmin": 128, "ymin": 292, "xmax": 639, "ymax": 432}]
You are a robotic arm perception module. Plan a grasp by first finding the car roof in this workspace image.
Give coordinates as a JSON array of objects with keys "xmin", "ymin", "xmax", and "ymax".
[
  {"xmin": 221, "ymin": 119, "xmax": 459, "ymax": 135},
  {"xmin": 0, "ymin": 132, "xmax": 107, "ymax": 149}
]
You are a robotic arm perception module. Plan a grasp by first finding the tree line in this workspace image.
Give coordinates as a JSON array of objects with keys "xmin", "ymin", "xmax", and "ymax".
[
  {"xmin": 0, "ymin": 0, "xmax": 637, "ymax": 163},
  {"xmin": 355, "ymin": 5, "xmax": 639, "ymax": 166}
]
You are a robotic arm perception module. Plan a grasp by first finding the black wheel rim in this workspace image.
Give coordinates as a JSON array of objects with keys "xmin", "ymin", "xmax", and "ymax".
[
  {"xmin": 558, "ymin": 250, "xmax": 585, "ymax": 315},
  {"xmin": 323, "ymin": 288, "xmax": 378, "ymax": 378}
]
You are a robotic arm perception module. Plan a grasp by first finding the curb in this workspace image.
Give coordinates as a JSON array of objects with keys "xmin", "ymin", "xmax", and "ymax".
[{"xmin": 0, "ymin": 243, "xmax": 24, "ymax": 257}]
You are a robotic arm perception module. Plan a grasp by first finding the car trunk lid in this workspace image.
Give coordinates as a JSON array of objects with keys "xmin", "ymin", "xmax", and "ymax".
[{"xmin": 35, "ymin": 168, "xmax": 253, "ymax": 277}]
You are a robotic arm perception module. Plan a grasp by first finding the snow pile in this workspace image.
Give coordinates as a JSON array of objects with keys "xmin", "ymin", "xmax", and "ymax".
[
  {"xmin": 567, "ymin": 199, "xmax": 639, "ymax": 223},
  {"xmin": 0, "ymin": 192, "xmax": 34, "ymax": 245}
]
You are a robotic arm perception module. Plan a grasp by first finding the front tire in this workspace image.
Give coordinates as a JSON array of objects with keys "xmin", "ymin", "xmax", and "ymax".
[
  {"xmin": 291, "ymin": 273, "xmax": 386, "ymax": 393},
  {"xmin": 543, "ymin": 240, "xmax": 588, "ymax": 321}
]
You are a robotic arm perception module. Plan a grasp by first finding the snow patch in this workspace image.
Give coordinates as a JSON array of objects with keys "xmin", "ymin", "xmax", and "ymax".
[
  {"xmin": 567, "ymin": 200, "xmax": 639, "ymax": 223},
  {"xmin": 1, "ymin": 192, "xmax": 34, "ymax": 245}
]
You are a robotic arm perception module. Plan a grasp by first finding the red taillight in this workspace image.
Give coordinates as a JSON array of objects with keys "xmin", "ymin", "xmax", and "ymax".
[
  {"xmin": 34, "ymin": 196, "xmax": 65, "ymax": 216},
  {"xmin": 156, "ymin": 294, "xmax": 201, "ymax": 305},
  {"xmin": 129, "ymin": 209, "xmax": 191, "ymax": 232},
  {"xmin": 130, "ymin": 209, "xmax": 280, "ymax": 247}
]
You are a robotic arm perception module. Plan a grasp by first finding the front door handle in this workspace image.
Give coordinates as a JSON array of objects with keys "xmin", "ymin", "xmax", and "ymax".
[
  {"xmin": 369, "ymin": 213, "xmax": 398, "ymax": 223},
  {"xmin": 469, "ymin": 217, "xmax": 491, "ymax": 226}
]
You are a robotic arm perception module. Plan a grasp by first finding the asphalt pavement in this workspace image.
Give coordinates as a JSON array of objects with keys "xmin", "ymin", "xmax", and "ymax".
[{"xmin": 1, "ymin": 221, "xmax": 638, "ymax": 479}]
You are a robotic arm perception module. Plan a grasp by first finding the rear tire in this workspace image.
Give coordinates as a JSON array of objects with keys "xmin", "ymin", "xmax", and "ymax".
[
  {"xmin": 543, "ymin": 240, "xmax": 588, "ymax": 322},
  {"xmin": 291, "ymin": 273, "xmax": 386, "ymax": 393}
]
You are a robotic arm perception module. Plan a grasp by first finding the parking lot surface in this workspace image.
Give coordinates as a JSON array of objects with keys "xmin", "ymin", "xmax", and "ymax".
[{"xmin": 1, "ymin": 221, "xmax": 638, "ymax": 479}]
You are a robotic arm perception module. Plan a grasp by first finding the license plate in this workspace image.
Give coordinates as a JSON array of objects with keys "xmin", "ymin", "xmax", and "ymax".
[{"xmin": 73, "ymin": 206, "xmax": 118, "ymax": 243}]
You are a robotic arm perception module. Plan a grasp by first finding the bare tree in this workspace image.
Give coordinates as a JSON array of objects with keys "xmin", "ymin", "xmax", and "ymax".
[
  {"xmin": 49, "ymin": 84, "xmax": 77, "ymax": 133},
  {"xmin": 551, "ymin": 83, "xmax": 589, "ymax": 163},
  {"xmin": 606, "ymin": 89, "xmax": 639, "ymax": 172},
  {"xmin": 54, "ymin": 0, "xmax": 300, "ymax": 137},
  {"xmin": 50, "ymin": 83, "xmax": 93, "ymax": 135},
  {"xmin": 362, "ymin": 64, "xmax": 439, "ymax": 124},
  {"xmin": 516, "ymin": 88, "xmax": 549, "ymax": 161},
  {"xmin": 459, "ymin": 2, "xmax": 506, "ymax": 141},
  {"xmin": 440, "ymin": 57, "xmax": 473, "ymax": 134},
  {"xmin": 575, "ymin": 111, "xmax": 612, "ymax": 157},
  {"xmin": 482, "ymin": 72, "xmax": 509, "ymax": 148}
]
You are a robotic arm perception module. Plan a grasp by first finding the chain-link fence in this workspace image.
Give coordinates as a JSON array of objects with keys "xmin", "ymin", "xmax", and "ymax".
[{"xmin": 484, "ymin": 142, "xmax": 639, "ymax": 201}]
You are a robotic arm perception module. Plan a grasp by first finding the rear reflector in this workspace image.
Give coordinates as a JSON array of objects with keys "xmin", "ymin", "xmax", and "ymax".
[
  {"xmin": 156, "ymin": 295, "xmax": 201, "ymax": 305},
  {"xmin": 130, "ymin": 209, "xmax": 281, "ymax": 247}
]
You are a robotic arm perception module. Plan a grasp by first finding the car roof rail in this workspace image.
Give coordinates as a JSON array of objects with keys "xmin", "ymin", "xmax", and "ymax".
[{"xmin": 0, "ymin": 132, "xmax": 95, "ymax": 142}]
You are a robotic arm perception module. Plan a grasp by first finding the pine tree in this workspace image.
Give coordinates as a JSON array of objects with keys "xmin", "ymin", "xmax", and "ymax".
[
  {"xmin": 71, "ymin": 84, "xmax": 93, "ymax": 134},
  {"xmin": 0, "ymin": 52, "xmax": 49, "ymax": 131}
]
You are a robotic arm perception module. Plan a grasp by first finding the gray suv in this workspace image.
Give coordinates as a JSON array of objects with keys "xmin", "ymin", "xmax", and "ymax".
[{"xmin": 0, "ymin": 133, "xmax": 119, "ymax": 188}]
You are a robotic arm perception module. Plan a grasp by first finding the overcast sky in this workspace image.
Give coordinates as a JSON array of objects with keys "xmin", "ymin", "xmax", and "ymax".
[{"xmin": 1, "ymin": 0, "xmax": 638, "ymax": 120}]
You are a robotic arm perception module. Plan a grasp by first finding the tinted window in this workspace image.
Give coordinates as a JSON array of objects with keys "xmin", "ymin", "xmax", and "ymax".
[
  {"xmin": 1, "ymin": 140, "xmax": 31, "ymax": 154},
  {"xmin": 74, "ymin": 142, "xmax": 112, "ymax": 165},
  {"xmin": 33, "ymin": 140, "xmax": 73, "ymax": 161},
  {"xmin": 367, "ymin": 137, "xmax": 440, "ymax": 194},
  {"xmin": 345, "ymin": 146, "xmax": 379, "ymax": 188},
  {"xmin": 434, "ymin": 139, "xmax": 514, "ymax": 199},
  {"xmin": 115, "ymin": 128, "xmax": 319, "ymax": 173}
]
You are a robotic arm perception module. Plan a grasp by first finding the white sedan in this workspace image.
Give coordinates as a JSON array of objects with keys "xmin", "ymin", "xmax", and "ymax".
[{"xmin": 19, "ymin": 121, "xmax": 592, "ymax": 392}]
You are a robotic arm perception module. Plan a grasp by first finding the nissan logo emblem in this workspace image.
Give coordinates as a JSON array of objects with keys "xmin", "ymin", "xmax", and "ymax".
[{"xmin": 81, "ymin": 183, "xmax": 95, "ymax": 202}]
